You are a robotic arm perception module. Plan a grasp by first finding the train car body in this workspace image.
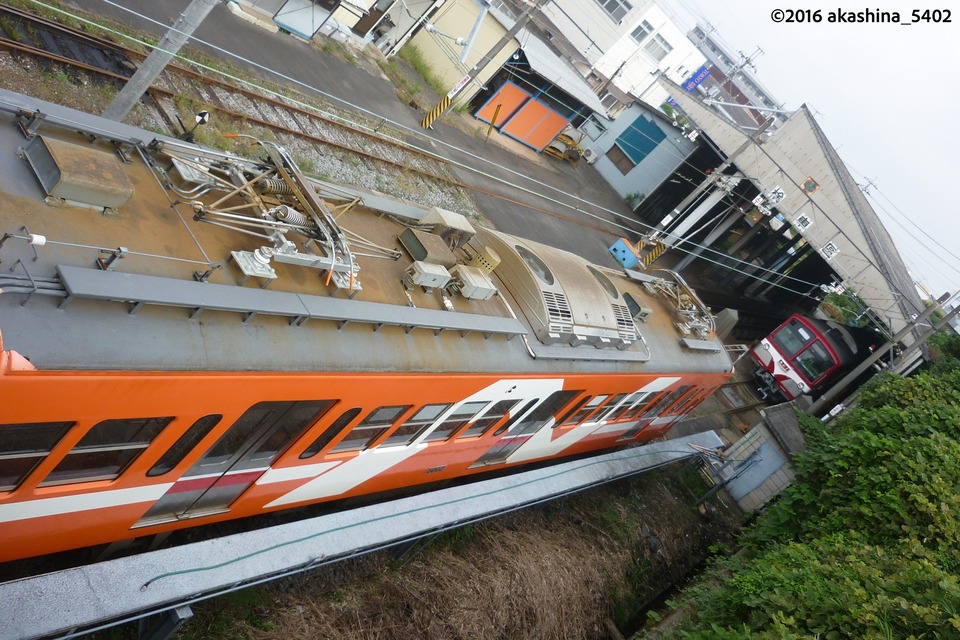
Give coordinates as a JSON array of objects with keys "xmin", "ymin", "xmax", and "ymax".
[
  {"xmin": 750, "ymin": 314, "xmax": 877, "ymax": 401},
  {"xmin": 0, "ymin": 91, "xmax": 732, "ymax": 563}
]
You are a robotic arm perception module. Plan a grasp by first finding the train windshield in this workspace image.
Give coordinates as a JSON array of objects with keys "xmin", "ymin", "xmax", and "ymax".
[
  {"xmin": 794, "ymin": 341, "xmax": 835, "ymax": 382},
  {"xmin": 771, "ymin": 319, "xmax": 815, "ymax": 357}
]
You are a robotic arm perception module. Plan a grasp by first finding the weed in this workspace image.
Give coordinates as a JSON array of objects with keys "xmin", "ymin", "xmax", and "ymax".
[
  {"xmin": 397, "ymin": 45, "xmax": 446, "ymax": 96},
  {"xmin": 0, "ymin": 16, "xmax": 23, "ymax": 42}
]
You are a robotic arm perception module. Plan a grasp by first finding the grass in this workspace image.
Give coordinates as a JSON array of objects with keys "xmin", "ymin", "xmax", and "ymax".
[
  {"xmin": 396, "ymin": 45, "xmax": 447, "ymax": 97},
  {"xmin": 318, "ymin": 39, "xmax": 356, "ymax": 65}
]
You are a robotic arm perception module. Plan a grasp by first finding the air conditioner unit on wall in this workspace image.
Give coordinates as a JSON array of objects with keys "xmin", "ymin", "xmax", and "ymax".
[{"xmin": 583, "ymin": 148, "xmax": 599, "ymax": 164}]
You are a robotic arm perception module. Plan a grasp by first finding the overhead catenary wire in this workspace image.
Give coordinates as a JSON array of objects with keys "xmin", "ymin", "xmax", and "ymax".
[{"xmin": 32, "ymin": 0, "xmax": 848, "ymax": 303}]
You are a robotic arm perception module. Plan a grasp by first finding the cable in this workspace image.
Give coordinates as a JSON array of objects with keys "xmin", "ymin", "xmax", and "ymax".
[{"xmin": 39, "ymin": 1, "xmax": 836, "ymax": 301}]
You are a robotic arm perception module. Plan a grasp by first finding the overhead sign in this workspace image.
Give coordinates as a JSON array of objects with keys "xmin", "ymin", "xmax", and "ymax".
[{"xmin": 682, "ymin": 65, "xmax": 711, "ymax": 92}]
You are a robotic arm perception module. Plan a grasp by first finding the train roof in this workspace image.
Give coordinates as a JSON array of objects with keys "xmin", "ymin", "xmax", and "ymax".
[{"xmin": 0, "ymin": 91, "xmax": 731, "ymax": 378}]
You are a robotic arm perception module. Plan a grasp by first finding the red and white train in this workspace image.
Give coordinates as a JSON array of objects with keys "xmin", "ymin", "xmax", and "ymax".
[
  {"xmin": 0, "ymin": 92, "xmax": 732, "ymax": 563},
  {"xmin": 750, "ymin": 314, "xmax": 879, "ymax": 401}
]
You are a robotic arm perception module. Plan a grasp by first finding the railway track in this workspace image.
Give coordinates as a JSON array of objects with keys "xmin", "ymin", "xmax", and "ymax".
[
  {"xmin": 0, "ymin": 3, "xmax": 632, "ymax": 236},
  {"xmin": 0, "ymin": 3, "xmax": 499, "ymax": 216}
]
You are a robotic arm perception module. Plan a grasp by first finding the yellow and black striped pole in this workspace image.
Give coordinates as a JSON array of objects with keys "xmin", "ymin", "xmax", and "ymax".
[
  {"xmin": 419, "ymin": 2, "xmax": 538, "ymax": 129},
  {"xmin": 644, "ymin": 241, "xmax": 668, "ymax": 267},
  {"xmin": 420, "ymin": 94, "xmax": 453, "ymax": 129}
]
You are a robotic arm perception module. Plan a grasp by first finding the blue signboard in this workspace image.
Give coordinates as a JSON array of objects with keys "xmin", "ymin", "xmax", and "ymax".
[
  {"xmin": 666, "ymin": 96, "xmax": 680, "ymax": 109},
  {"xmin": 683, "ymin": 65, "xmax": 711, "ymax": 92}
]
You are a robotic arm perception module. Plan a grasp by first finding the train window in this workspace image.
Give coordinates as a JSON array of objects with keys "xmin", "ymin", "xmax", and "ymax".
[
  {"xmin": 301, "ymin": 407, "xmax": 362, "ymax": 459},
  {"xmin": 190, "ymin": 401, "xmax": 333, "ymax": 472},
  {"xmin": 0, "ymin": 421, "xmax": 74, "ymax": 491},
  {"xmin": 624, "ymin": 392, "xmax": 657, "ymax": 419},
  {"xmin": 424, "ymin": 401, "xmax": 488, "ymax": 442},
  {"xmin": 383, "ymin": 404, "xmax": 452, "ymax": 447},
  {"xmin": 637, "ymin": 388, "xmax": 683, "ymax": 419},
  {"xmin": 595, "ymin": 394, "xmax": 628, "ymax": 421},
  {"xmin": 772, "ymin": 319, "xmax": 815, "ymax": 357},
  {"xmin": 562, "ymin": 395, "xmax": 608, "ymax": 426},
  {"xmin": 458, "ymin": 400, "xmax": 519, "ymax": 438},
  {"xmin": 606, "ymin": 392, "xmax": 646, "ymax": 422},
  {"xmin": 42, "ymin": 417, "xmax": 173, "ymax": 485},
  {"xmin": 331, "ymin": 405, "xmax": 412, "ymax": 452},
  {"xmin": 554, "ymin": 393, "xmax": 590, "ymax": 427},
  {"xmin": 663, "ymin": 387, "xmax": 698, "ymax": 415},
  {"xmin": 476, "ymin": 391, "xmax": 583, "ymax": 465},
  {"xmin": 249, "ymin": 401, "xmax": 336, "ymax": 460},
  {"xmin": 654, "ymin": 386, "xmax": 694, "ymax": 416},
  {"xmin": 493, "ymin": 399, "xmax": 540, "ymax": 437},
  {"xmin": 147, "ymin": 414, "xmax": 222, "ymax": 477},
  {"xmin": 502, "ymin": 391, "xmax": 581, "ymax": 437},
  {"xmin": 795, "ymin": 342, "xmax": 834, "ymax": 381}
]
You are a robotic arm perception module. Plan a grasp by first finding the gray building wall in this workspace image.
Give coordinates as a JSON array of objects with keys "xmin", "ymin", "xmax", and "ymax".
[{"xmin": 582, "ymin": 103, "xmax": 696, "ymax": 202}]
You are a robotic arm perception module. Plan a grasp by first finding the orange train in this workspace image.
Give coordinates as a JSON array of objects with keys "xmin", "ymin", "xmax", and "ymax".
[{"xmin": 0, "ymin": 92, "xmax": 733, "ymax": 563}]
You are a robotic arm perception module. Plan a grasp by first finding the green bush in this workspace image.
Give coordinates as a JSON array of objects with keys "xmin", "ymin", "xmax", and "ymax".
[{"xmin": 661, "ymin": 339, "xmax": 960, "ymax": 639}]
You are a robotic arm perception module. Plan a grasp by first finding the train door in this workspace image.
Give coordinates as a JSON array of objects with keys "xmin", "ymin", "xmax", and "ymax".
[
  {"xmin": 474, "ymin": 391, "xmax": 581, "ymax": 466},
  {"xmin": 618, "ymin": 386, "xmax": 692, "ymax": 441},
  {"xmin": 135, "ymin": 400, "xmax": 334, "ymax": 526}
]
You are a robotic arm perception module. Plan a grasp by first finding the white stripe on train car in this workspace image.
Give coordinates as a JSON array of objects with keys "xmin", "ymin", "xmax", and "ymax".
[
  {"xmin": 265, "ymin": 378, "xmax": 563, "ymax": 508},
  {"xmin": 256, "ymin": 461, "xmax": 341, "ymax": 485},
  {"xmin": 0, "ymin": 484, "xmax": 173, "ymax": 523},
  {"xmin": 507, "ymin": 376, "xmax": 680, "ymax": 463}
]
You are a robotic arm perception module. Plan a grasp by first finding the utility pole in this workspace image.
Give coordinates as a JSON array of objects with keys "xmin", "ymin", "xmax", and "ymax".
[
  {"xmin": 420, "ymin": 0, "xmax": 540, "ymax": 129},
  {"xmin": 650, "ymin": 116, "xmax": 773, "ymax": 241},
  {"xmin": 103, "ymin": 0, "xmax": 221, "ymax": 122},
  {"xmin": 809, "ymin": 292, "xmax": 950, "ymax": 415}
]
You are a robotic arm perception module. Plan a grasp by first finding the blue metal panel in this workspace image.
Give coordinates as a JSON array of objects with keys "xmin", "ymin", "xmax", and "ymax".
[
  {"xmin": 614, "ymin": 115, "xmax": 666, "ymax": 165},
  {"xmin": 726, "ymin": 442, "xmax": 786, "ymax": 501}
]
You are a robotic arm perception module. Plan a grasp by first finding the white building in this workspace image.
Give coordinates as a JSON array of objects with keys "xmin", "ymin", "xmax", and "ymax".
[{"xmin": 536, "ymin": 1, "xmax": 705, "ymax": 109}]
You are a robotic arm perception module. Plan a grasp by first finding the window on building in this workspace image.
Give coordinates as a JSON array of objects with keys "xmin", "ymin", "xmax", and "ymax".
[
  {"xmin": 458, "ymin": 400, "xmax": 519, "ymax": 438},
  {"xmin": 630, "ymin": 20, "xmax": 653, "ymax": 44},
  {"xmin": 383, "ymin": 403, "xmax": 452, "ymax": 447},
  {"xmin": 643, "ymin": 34, "xmax": 673, "ymax": 62},
  {"xmin": 599, "ymin": 91, "xmax": 621, "ymax": 112},
  {"xmin": 606, "ymin": 144, "xmax": 635, "ymax": 175},
  {"xmin": 581, "ymin": 115, "xmax": 608, "ymax": 141},
  {"xmin": 595, "ymin": 0, "xmax": 632, "ymax": 22},
  {"xmin": 0, "ymin": 421, "xmax": 74, "ymax": 490},
  {"xmin": 42, "ymin": 417, "xmax": 173, "ymax": 485},
  {"xmin": 331, "ymin": 405, "xmax": 411, "ymax": 452}
]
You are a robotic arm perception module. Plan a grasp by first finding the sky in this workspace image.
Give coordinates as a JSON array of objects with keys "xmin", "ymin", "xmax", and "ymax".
[{"xmin": 653, "ymin": 0, "xmax": 960, "ymax": 299}]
